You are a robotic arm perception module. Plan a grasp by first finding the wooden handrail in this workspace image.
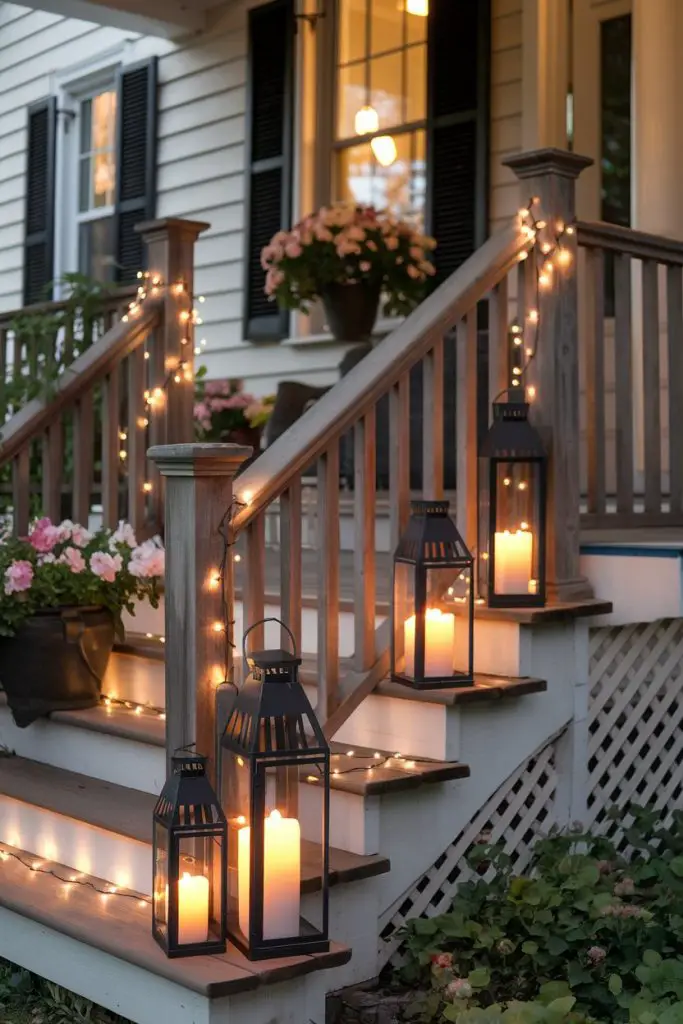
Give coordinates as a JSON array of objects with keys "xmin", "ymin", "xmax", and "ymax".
[
  {"xmin": 233, "ymin": 222, "xmax": 530, "ymax": 529},
  {"xmin": 0, "ymin": 299, "xmax": 163, "ymax": 464},
  {"xmin": 0, "ymin": 285, "xmax": 138, "ymax": 327},
  {"xmin": 577, "ymin": 219, "xmax": 683, "ymax": 265}
]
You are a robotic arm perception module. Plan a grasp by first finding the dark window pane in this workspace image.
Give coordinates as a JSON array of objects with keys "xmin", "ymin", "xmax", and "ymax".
[
  {"xmin": 79, "ymin": 98, "xmax": 92, "ymax": 155},
  {"xmin": 78, "ymin": 216, "xmax": 115, "ymax": 282},
  {"xmin": 600, "ymin": 14, "xmax": 632, "ymax": 315}
]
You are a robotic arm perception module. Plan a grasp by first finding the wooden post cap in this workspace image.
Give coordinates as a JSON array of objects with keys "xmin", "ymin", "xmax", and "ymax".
[
  {"xmin": 503, "ymin": 148, "xmax": 594, "ymax": 181},
  {"xmin": 134, "ymin": 217, "xmax": 211, "ymax": 241},
  {"xmin": 147, "ymin": 443, "xmax": 253, "ymax": 477}
]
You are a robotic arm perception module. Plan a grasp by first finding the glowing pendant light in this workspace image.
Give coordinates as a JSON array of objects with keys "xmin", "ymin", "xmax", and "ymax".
[
  {"xmin": 354, "ymin": 105, "xmax": 380, "ymax": 135},
  {"xmin": 371, "ymin": 135, "xmax": 398, "ymax": 168},
  {"xmin": 406, "ymin": 0, "xmax": 428, "ymax": 14}
]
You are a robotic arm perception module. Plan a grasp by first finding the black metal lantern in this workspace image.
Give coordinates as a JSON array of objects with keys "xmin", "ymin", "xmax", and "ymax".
[
  {"xmin": 479, "ymin": 397, "xmax": 547, "ymax": 607},
  {"xmin": 152, "ymin": 750, "xmax": 227, "ymax": 958},
  {"xmin": 220, "ymin": 619, "xmax": 330, "ymax": 961},
  {"xmin": 391, "ymin": 500, "xmax": 474, "ymax": 690}
]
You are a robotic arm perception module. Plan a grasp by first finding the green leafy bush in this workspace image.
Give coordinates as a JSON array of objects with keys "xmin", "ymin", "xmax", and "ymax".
[{"xmin": 399, "ymin": 807, "xmax": 683, "ymax": 1024}]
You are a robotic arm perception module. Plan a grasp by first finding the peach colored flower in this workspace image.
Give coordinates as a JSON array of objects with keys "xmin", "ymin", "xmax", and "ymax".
[
  {"xmin": 60, "ymin": 546, "xmax": 86, "ymax": 574},
  {"xmin": 90, "ymin": 551, "xmax": 122, "ymax": 583},
  {"xmin": 285, "ymin": 241, "xmax": 303, "ymax": 259}
]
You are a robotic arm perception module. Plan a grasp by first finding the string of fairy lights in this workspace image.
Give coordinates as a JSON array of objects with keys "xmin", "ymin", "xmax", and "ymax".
[
  {"xmin": 507, "ymin": 196, "xmax": 576, "ymax": 400},
  {"xmin": 116, "ymin": 271, "xmax": 207, "ymax": 496},
  {"xmin": 0, "ymin": 846, "xmax": 151, "ymax": 908}
]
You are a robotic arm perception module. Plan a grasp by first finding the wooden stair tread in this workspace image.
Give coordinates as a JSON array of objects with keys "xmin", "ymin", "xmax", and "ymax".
[
  {"xmin": 112, "ymin": 639, "xmax": 548, "ymax": 708},
  {"xmin": 0, "ymin": 697, "xmax": 470, "ymax": 798},
  {"xmin": 0, "ymin": 755, "xmax": 390, "ymax": 893},
  {"xmin": 0, "ymin": 843, "xmax": 350, "ymax": 998},
  {"xmin": 323, "ymin": 741, "xmax": 470, "ymax": 795}
]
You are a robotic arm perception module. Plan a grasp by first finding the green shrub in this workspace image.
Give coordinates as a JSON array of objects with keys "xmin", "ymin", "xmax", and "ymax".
[{"xmin": 399, "ymin": 806, "xmax": 683, "ymax": 1024}]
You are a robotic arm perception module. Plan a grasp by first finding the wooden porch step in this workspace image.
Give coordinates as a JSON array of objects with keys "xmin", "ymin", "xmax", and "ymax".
[
  {"xmin": 0, "ymin": 754, "xmax": 390, "ymax": 893},
  {"xmin": 0, "ymin": 841, "xmax": 350, "ymax": 1000},
  {"xmin": 0, "ymin": 696, "xmax": 469, "ymax": 799}
]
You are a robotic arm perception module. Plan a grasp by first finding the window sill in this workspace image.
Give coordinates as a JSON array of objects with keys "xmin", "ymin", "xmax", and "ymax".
[{"xmin": 281, "ymin": 316, "xmax": 404, "ymax": 348}]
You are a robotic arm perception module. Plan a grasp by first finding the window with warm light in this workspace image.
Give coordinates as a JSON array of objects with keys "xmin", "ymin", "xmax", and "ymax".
[
  {"xmin": 77, "ymin": 88, "xmax": 117, "ymax": 281},
  {"xmin": 335, "ymin": 0, "xmax": 428, "ymax": 227}
]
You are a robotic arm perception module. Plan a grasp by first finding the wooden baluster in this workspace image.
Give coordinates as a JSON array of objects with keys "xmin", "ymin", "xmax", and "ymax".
[
  {"xmin": 489, "ymin": 276, "xmax": 509, "ymax": 411},
  {"xmin": 641, "ymin": 259, "xmax": 661, "ymax": 514},
  {"xmin": 456, "ymin": 311, "xmax": 478, "ymax": 551},
  {"xmin": 280, "ymin": 479, "xmax": 302, "ymax": 652},
  {"xmin": 667, "ymin": 265, "xmax": 683, "ymax": 515},
  {"xmin": 354, "ymin": 409, "xmax": 376, "ymax": 672},
  {"xmin": 389, "ymin": 374, "xmax": 410, "ymax": 550},
  {"xmin": 317, "ymin": 442, "xmax": 340, "ymax": 722},
  {"xmin": 244, "ymin": 513, "xmax": 266, "ymax": 650},
  {"xmin": 12, "ymin": 326, "xmax": 22, "ymax": 405},
  {"xmin": 422, "ymin": 339, "xmax": 444, "ymax": 499},
  {"xmin": 127, "ymin": 348, "xmax": 147, "ymax": 535},
  {"xmin": 584, "ymin": 247, "xmax": 606, "ymax": 516},
  {"xmin": 614, "ymin": 253, "xmax": 634, "ymax": 516},
  {"xmin": 101, "ymin": 367, "xmax": 121, "ymax": 528},
  {"xmin": 73, "ymin": 392, "xmax": 94, "ymax": 525},
  {"xmin": 0, "ymin": 327, "xmax": 7, "ymax": 424},
  {"xmin": 12, "ymin": 446, "xmax": 30, "ymax": 535},
  {"xmin": 63, "ymin": 312, "xmax": 75, "ymax": 365},
  {"xmin": 42, "ymin": 420, "xmax": 63, "ymax": 522}
]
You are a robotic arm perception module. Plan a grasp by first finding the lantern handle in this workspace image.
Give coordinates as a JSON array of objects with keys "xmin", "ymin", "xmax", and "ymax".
[{"xmin": 242, "ymin": 617, "xmax": 298, "ymax": 662}]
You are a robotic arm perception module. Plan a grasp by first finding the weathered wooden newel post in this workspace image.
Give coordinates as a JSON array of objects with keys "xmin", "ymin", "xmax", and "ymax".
[
  {"xmin": 147, "ymin": 443, "xmax": 251, "ymax": 782},
  {"xmin": 504, "ymin": 149, "xmax": 594, "ymax": 602}
]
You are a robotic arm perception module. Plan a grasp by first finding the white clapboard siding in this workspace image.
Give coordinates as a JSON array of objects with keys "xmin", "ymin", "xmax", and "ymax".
[{"xmin": 490, "ymin": 0, "xmax": 523, "ymax": 233}]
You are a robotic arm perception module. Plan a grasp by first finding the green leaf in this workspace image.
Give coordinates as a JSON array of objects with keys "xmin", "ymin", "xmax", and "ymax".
[
  {"xmin": 670, "ymin": 857, "xmax": 683, "ymax": 878},
  {"xmin": 608, "ymin": 974, "xmax": 623, "ymax": 995},
  {"xmin": 468, "ymin": 968, "xmax": 492, "ymax": 989},
  {"xmin": 539, "ymin": 982, "xmax": 572, "ymax": 1005},
  {"xmin": 521, "ymin": 941, "xmax": 539, "ymax": 955},
  {"xmin": 546, "ymin": 935, "xmax": 568, "ymax": 956},
  {"xmin": 547, "ymin": 996, "xmax": 576, "ymax": 1016},
  {"xmin": 443, "ymin": 1004, "xmax": 461, "ymax": 1022},
  {"xmin": 643, "ymin": 949, "xmax": 662, "ymax": 968},
  {"xmin": 412, "ymin": 918, "xmax": 439, "ymax": 936}
]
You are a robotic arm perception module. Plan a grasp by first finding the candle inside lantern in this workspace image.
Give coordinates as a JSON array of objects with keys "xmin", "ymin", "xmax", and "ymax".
[
  {"xmin": 177, "ymin": 872, "xmax": 209, "ymax": 945},
  {"xmin": 404, "ymin": 607, "xmax": 456, "ymax": 678},
  {"xmin": 238, "ymin": 810, "xmax": 301, "ymax": 940},
  {"xmin": 494, "ymin": 529, "xmax": 533, "ymax": 595}
]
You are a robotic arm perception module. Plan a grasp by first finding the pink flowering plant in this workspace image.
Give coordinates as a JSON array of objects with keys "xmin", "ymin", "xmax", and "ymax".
[
  {"xmin": 261, "ymin": 202, "xmax": 437, "ymax": 317},
  {"xmin": 0, "ymin": 517, "xmax": 163, "ymax": 636},
  {"xmin": 194, "ymin": 378, "xmax": 275, "ymax": 440}
]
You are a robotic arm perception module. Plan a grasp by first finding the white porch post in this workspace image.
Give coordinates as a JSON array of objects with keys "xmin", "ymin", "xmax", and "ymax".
[{"xmin": 522, "ymin": 0, "xmax": 571, "ymax": 151}]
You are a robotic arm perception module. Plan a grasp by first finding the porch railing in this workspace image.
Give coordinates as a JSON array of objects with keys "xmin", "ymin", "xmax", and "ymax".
[
  {"xmin": 0, "ymin": 218, "xmax": 208, "ymax": 536},
  {"xmin": 577, "ymin": 220, "xmax": 683, "ymax": 528}
]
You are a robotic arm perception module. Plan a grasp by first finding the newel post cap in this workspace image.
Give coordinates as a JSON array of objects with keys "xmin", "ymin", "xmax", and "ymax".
[
  {"xmin": 147, "ymin": 442, "xmax": 253, "ymax": 478},
  {"xmin": 503, "ymin": 148, "xmax": 594, "ymax": 181},
  {"xmin": 134, "ymin": 217, "xmax": 211, "ymax": 243}
]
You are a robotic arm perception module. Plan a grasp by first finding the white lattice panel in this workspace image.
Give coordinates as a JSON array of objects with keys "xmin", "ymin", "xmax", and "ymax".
[
  {"xmin": 378, "ymin": 738, "xmax": 561, "ymax": 966},
  {"xmin": 587, "ymin": 618, "xmax": 683, "ymax": 843}
]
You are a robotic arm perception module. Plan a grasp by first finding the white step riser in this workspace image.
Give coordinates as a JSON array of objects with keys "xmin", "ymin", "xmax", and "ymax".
[{"xmin": 124, "ymin": 599, "xmax": 524, "ymax": 679}]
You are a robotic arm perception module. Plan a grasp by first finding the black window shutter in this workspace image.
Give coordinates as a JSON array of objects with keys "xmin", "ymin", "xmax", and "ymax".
[
  {"xmin": 243, "ymin": 0, "xmax": 294, "ymax": 341},
  {"xmin": 114, "ymin": 57, "xmax": 158, "ymax": 284},
  {"xmin": 23, "ymin": 97, "xmax": 57, "ymax": 305},
  {"xmin": 427, "ymin": 0, "xmax": 491, "ymax": 283}
]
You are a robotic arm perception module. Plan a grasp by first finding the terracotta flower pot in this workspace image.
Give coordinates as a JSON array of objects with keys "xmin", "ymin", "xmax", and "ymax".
[
  {"xmin": 0, "ymin": 606, "xmax": 115, "ymax": 727},
  {"xmin": 322, "ymin": 281, "xmax": 382, "ymax": 343}
]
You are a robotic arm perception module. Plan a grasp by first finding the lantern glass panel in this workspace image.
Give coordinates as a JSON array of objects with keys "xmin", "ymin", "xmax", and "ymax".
[
  {"xmin": 175, "ymin": 835, "xmax": 224, "ymax": 947},
  {"xmin": 490, "ymin": 461, "xmax": 542, "ymax": 599},
  {"xmin": 153, "ymin": 820, "xmax": 168, "ymax": 940},
  {"xmin": 393, "ymin": 560, "xmax": 416, "ymax": 680},
  {"xmin": 223, "ymin": 751, "xmax": 251, "ymax": 936}
]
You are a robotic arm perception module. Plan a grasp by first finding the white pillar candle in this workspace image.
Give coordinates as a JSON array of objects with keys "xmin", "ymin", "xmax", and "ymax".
[
  {"xmin": 494, "ymin": 530, "xmax": 533, "ymax": 595},
  {"xmin": 177, "ymin": 872, "xmax": 209, "ymax": 945},
  {"xmin": 404, "ymin": 608, "xmax": 456, "ymax": 677},
  {"xmin": 238, "ymin": 810, "xmax": 301, "ymax": 940}
]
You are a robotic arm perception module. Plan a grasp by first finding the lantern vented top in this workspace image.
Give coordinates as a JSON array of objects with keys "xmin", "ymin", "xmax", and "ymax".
[
  {"xmin": 410, "ymin": 499, "xmax": 449, "ymax": 517},
  {"xmin": 481, "ymin": 400, "xmax": 545, "ymax": 460},
  {"xmin": 248, "ymin": 649, "xmax": 302, "ymax": 676},
  {"xmin": 171, "ymin": 751, "xmax": 208, "ymax": 777}
]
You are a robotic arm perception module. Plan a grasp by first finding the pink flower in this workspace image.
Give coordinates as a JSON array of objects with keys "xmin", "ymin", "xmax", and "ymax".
[
  {"xmin": 60, "ymin": 546, "xmax": 86, "ymax": 574},
  {"xmin": 359, "ymin": 261, "xmax": 372, "ymax": 273},
  {"xmin": 284, "ymin": 241, "xmax": 303, "ymax": 259},
  {"xmin": 587, "ymin": 946, "xmax": 606, "ymax": 964},
  {"xmin": 420, "ymin": 261, "xmax": 437, "ymax": 276},
  {"xmin": 4, "ymin": 560, "xmax": 34, "ymax": 595},
  {"xmin": 614, "ymin": 877, "xmax": 635, "ymax": 897},
  {"xmin": 385, "ymin": 236, "xmax": 399, "ymax": 251},
  {"xmin": 366, "ymin": 240, "xmax": 378, "ymax": 251},
  {"xmin": 410, "ymin": 245, "xmax": 424, "ymax": 260},
  {"xmin": 314, "ymin": 224, "xmax": 333, "ymax": 243},
  {"xmin": 112, "ymin": 521, "xmax": 137, "ymax": 548},
  {"xmin": 347, "ymin": 226, "xmax": 366, "ymax": 242},
  {"xmin": 406, "ymin": 264, "xmax": 421, "ymax": 279},
  {"xmin": 260, "ymin": 244, "xmax": 277, "ymax": 270},
  {"xmin": 90, "ymin": 551, "xmax": 122, "ymax": 583},
  {"xmin": 336, "ymin": 239, "xmax": 361, "ymax": 257},
  {"xmin": 70, "ymin": 524, "xmax": 92, "ymax": 548},
  {"xmin": 28, "ymin": 517, "xmax": 62, "ymax": 553},
  {"xmin": 129, "ymin": 540, "xmax": 165, "ymax": 579},
  {"xmin": 431, "ymin": 953, "xmax": 454, "ymax": 969},
  {"xmin": 446, "ymin": 980, "xmax": 472, "ymax": 1000},
  {"xmin": 264, "ymin": 268, "xmax": 284, "ymax": 296}
]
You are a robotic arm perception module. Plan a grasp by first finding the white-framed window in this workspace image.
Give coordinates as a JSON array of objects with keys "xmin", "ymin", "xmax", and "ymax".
[{"xmin": 75, "ymin": 87, "xmax": 118, "ymax": 282}]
